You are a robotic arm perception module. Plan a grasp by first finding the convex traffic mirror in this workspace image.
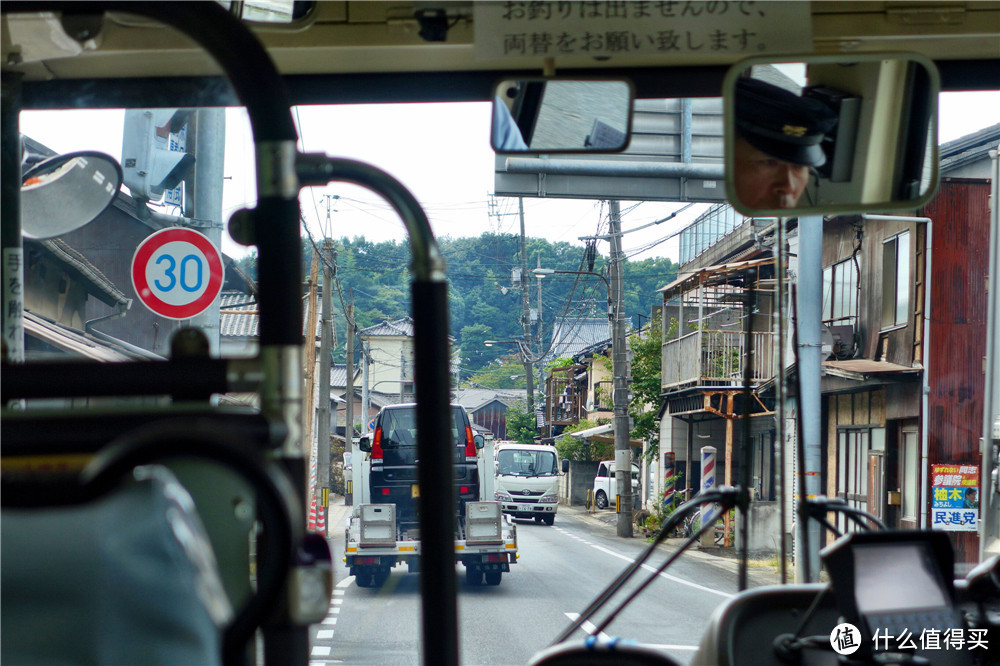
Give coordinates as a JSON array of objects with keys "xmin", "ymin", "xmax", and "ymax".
[
  {"xmin": 723, "ymin": 53, "xmax": 939, "ymax": 218},
  {"xmin": 21, "ymin": 151, "xmax": 123, "ymax": 240}
]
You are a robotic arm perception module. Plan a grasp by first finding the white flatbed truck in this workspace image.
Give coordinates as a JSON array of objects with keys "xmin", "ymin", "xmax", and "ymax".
[{"xmin": 345, "ymin": 438, "xmax": 517, "ymax": 586}]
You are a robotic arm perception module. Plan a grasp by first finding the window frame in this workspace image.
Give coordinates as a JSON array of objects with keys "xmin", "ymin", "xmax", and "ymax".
[{"xmin": 881, "ymin": 231, "xmax": 911, "ymax": 330}]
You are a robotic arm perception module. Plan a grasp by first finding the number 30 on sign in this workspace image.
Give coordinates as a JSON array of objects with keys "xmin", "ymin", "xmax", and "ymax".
[{"xmin": 131, "ymin": 227, "xmax": 224, "ymax": 319}]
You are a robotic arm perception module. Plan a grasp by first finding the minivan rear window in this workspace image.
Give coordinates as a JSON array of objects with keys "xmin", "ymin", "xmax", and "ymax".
[{"xmin": 379, "ymin": 406, "xmax": 465, "ymax": 448}]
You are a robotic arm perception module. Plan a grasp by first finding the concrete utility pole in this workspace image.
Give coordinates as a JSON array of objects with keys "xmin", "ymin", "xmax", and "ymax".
[
  {"xmin": 795, "ymin": 216, "xmax": 824, "ymax": 581},
  {"xmin": 609, "ymin": 200, "xmax": 633, "ymax": 538},
  {"xmin": 303, "ymin": 251, "xmax": 320, "ymax": 450},
  {"xmin": 188, "ymin": 108, "xmax": 224, "ymax": 355},
  {"xmin": 345, "ymin": 300, "xmax": 354, "ymax": 449},
  {"xmin": 536, "ymin": 254, "xmax": 545, "ymax": 395},
  {"xmin": 316, "ymin": 240, "xmax": 336, "ymax": 511},
  {"xmin": 518, "ymin": 197, "xmax": 535, "ymax": 415}
]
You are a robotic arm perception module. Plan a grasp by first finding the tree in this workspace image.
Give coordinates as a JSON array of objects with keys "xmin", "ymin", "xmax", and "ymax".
[
  {"xmin": 629, "ymin": 313, "xmax": 662, "ymax": 459},
  {"xmin": 555, "ymin": 419, "xmax": 614, "ymax": 462},
  {"xmin": 504, "ymin": 400, "xmax": 539, "ymax": 443},
  {"xmin": 464, "ymin": 354, "xmax": 527, "ymax": 390}
]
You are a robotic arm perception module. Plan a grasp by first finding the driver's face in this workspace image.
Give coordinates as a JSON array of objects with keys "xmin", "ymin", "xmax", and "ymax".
[{"xmin": 733, "ymin": 138, "xmax": 811, "ymax": 209}]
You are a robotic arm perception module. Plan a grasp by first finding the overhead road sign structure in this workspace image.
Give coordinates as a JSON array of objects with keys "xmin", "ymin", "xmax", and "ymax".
[{"xmin": 131, "ymin": 227, "xmax": 224, "ymax": 319}]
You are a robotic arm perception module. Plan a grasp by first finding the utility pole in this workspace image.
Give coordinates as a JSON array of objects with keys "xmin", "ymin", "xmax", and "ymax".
[
  {"xmin": 536, "ymin": 254, "xmax": 545, "ymax": 401},
  {"xmin": 303, "ymin": 250, "xmax": 320, "ymax": 453},
  {"xmin": 188, "ymin": 108, "xmax": 224, "ymax": 355},
  {"xmin": 518, "ymin": 197, "xmax": 535, "ymax": 415},
  {"xmin": 316, "ymin": 239, "xmax": 336, "ymax": 521},
  {"xmin": 609, "ymin": 200, "xmax": 633, "ymax": 538},
  {"xmin": 361, "ymin": 341, "xmax": 371, "ymax": 431},
  {"xmin": 345, "ymin": 299, "xmax": 354, "ymax": 454}
]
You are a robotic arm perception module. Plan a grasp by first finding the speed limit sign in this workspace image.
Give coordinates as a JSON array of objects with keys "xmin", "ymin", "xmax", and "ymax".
[{"xmin": 131, "ymin": 227, "xmax": 224, "ymax": 319}]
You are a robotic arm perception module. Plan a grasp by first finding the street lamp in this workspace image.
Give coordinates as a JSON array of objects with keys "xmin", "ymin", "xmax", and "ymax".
[{"xmin": 534, "ymin": 265, "xmax": 633, "ymax": 538}]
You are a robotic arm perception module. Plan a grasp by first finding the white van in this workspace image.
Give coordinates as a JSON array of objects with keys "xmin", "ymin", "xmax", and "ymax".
[
  {"xmin": 592, "ymin": 460, "xmax": 640, "ymax": 510},
  {"xmin": 493, "ymin": 442, "xmax": 560, "ymax": 525}
]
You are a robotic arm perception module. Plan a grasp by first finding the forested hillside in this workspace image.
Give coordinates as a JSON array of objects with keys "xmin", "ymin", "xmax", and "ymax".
[{"xmin": 235, "ymin": 232, "xmax": 677, "ymax": 382}]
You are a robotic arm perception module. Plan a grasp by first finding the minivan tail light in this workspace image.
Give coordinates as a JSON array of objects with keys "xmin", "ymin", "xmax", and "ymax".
[
  {"xmin": 372, "ymin": 427, "xmax": 384, "ymax": 460},
  {"xmin": 464, "ymin": 425, "xmax": 476, "ymax": 458}
]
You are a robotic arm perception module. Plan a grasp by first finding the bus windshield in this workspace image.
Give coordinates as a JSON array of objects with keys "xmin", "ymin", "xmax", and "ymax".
[{"xmin": 4, "ymin": 4, "xmax": 999, "ymax": 666}]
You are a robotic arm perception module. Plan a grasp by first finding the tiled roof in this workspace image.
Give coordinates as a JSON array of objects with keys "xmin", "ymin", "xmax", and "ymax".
[
  {"xmin": 359, "ymin": 317, "xmax": 414, "ymax": 338},
  {"xmin": 940, "ymin": 123, "xmax": 1000, "ymax": 174},
  {"xmin": 330, "ymin": 363, "xmax": 361, "ymax": 388},
  {"xmin": 453, "ymin": 388, "xmax": 525, "ymax": 412},
  {"xmin": 219, "ymin": 291, "xmax": 325, "ymax": 340},
  {"xmin": 219, "ymin": 292, "xmax": 258, "ymax": 338},
  {"xmin": 550, "ymin": 317, "xmax": 612, "ymax": 359}
]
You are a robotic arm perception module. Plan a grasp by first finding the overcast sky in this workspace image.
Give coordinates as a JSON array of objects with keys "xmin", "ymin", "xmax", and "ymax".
[{"xmin": 19, "ymin": 90, "xmax": 1000, "ymax": 262}]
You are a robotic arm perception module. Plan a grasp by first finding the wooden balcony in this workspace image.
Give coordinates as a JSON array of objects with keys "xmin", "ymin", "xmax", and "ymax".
[{"xmin": 662, "ymin": 329, "xmax": 776, "ymax": 390}]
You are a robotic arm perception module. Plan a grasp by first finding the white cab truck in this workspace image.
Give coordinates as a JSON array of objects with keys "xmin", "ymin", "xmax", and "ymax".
[
  {"xmin": 345, "ymin": 404, "xmax": 517, "ymax": 587},
  {"xmin": 493, "ymin": 442, "xmax": 561, "ymax": 525}
]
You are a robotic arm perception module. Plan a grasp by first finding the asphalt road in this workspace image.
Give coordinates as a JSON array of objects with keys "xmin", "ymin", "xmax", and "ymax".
[{"xmin": 310, "ymin": 499, "xmax": 782, "ymax": 665}]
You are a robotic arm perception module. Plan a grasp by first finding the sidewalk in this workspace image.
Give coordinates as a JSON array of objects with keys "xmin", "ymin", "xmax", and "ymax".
[{"xmin": 560, "ymin": 503, "xmax": 786, "ymax": 588}]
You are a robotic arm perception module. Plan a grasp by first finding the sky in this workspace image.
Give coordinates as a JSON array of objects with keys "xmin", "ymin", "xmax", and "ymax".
[{"xmin": 19, "ymin": 90, "xmax": 1000, "ymax": 263}]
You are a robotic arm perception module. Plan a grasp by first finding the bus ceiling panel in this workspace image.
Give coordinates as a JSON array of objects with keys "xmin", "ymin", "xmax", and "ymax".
[
  {"xmin": 3, "ymin": 2, "xmax": 998, "ymax": 79},
  {"xmin": 16, "ymin": 67, "xmax": 733, "ymax": 111}
]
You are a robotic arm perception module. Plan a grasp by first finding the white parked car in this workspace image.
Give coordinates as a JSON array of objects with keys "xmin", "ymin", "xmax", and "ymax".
[{"xmin": 592, "ymin": 460, "xmax": 640, "ymax": 510}]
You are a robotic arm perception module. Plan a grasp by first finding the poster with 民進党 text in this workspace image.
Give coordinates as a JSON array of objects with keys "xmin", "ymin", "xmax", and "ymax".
[{"xmin": 930, "ymin": 464, "xmax": 979, "ymax": 532}]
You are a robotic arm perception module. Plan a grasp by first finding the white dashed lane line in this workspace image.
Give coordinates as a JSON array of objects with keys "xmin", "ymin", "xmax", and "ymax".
[{"xmin": 308, "ymin": 577, "xmax": 354, "ymax": 664}]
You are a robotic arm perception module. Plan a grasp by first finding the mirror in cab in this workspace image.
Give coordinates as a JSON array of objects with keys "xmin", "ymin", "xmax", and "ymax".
[
  {"xmin": 491, "ymin": 78, "xmax": 633, "ymax": 153},
  {"xmin": 723, "ymin": 53, "xmax": 939, "ymax": 217},
  {"xmin": 21, "ymin": 151, "xmax": 123, "ymax": 240}
]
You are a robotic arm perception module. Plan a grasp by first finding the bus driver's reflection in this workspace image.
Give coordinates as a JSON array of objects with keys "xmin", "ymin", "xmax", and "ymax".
[{"xmin": 734, "ymin": 77, "xmax": 837, "ymax": 209}]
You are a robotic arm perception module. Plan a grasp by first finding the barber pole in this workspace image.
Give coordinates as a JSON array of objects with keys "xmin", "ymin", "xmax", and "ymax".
[
  {"xmin": 700, "ymin": 446, "xmax": 717, "ymax": 536},
  {"xmin": 663, "ymin": 452, "xmax": 676, "ymax": 509}
]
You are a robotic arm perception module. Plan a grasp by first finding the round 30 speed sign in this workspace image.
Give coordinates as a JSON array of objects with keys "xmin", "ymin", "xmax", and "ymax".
[{"xmin": 131, "ymin": 227, "xmax": 224, "ymax": 319}]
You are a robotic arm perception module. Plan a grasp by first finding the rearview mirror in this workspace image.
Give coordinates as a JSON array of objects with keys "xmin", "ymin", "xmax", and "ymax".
[
  {"xmin": 723, "ymin": 53, "xmax": 939, "ymax": 217},
  {"xmin": 474, "ymin": 434, "xmax": 485, "ymax": 450},
  {"xmin": 358, "ymin": 435, "xmax": 372, "ymax": 454},
  {"xmin": 21, "ymin": 151, "xmax": 123, "ymax": 240},
  {"xmin": 491, "ymin": 78, "xmax": 633, "ymax": 153}
]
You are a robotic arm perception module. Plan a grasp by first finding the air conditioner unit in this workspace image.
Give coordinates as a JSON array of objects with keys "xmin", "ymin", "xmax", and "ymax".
[{"xmin": 827, "ymin": 324, "xmax": 857, "ymax": 359}]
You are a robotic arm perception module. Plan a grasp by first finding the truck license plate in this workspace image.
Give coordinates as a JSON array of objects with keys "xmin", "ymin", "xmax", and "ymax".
[
  {"xmin": 518, "ymin": 504, "xmax": 533, "ymax": 512},
  {"xmin": 411, "ymin": 484, "xmax": 420, "ymax": 498}
]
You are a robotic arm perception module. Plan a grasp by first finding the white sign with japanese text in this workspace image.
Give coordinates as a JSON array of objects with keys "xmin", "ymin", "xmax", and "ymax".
[{"xmin": 474, "ymin": 1, "xmax": 812, "ymax": 63}]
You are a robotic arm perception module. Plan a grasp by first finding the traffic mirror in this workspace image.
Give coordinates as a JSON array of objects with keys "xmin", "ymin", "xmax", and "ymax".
[{"xmin": 21, "ymin": 151, "xmax": 123, "ymax": 240}]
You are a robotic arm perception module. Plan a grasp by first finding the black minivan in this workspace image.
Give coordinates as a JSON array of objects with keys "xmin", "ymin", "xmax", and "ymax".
[{"xmin": 361, "ymin": 403, "xmax": 481, "ymax": 523}]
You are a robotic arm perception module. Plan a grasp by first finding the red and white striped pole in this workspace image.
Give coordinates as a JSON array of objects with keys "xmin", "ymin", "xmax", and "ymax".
[{"xmin": 700, "ymin": 446, "xmax": 717, "ymax": 545}]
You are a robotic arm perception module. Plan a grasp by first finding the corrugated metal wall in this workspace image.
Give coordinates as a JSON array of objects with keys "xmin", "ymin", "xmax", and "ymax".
[{"xmin": 923, "ymin": 178, "xmax": 991, "ymax": 563}]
